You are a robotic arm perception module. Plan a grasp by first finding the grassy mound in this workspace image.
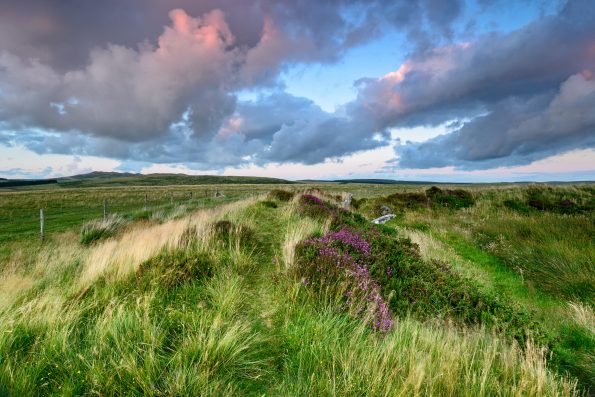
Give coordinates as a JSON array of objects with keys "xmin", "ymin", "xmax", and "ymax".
[
  {"xmin": 503, "ymin": 186, "xmax": 595, "ymax": 215},
  {"xmin": 353, "ymin": 186, "xmax": 475, "ymax": 218}
]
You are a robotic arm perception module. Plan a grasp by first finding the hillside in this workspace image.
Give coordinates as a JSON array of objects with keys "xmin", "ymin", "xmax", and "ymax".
[
  {"xmin": 0, "ymin": 172, "xmax": 294, "ymax": 189},
  {"xmin": 59, "ymin": 171, "xmax": 295, "ymax": 187},
  {"xmin": 0, "ymin": 185, "xmax": 592, "ymax": 395}
]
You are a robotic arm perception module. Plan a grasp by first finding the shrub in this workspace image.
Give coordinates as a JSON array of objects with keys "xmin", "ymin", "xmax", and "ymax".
[
  {"xmin": 524, "ymin": 187, "xmax": 593, "ymax": 214},
  {"xmin": 295, "ymin": 195, "xmax": 547, "ymax": 346},
  {"xmin": 299, "ymin": 194, "xmax": 335, "ymax": 219},
  {"xmin": 268, "ymin": 189, "xmax": 294, "ymax": 202},
  {"xmin": 80, "ymin": 215, "xmax": 127, "ymax": 245},
  {"xmin": 296, "ymin": 228, "xmax": 393, "ymax": 331},
  {"xmin": 426, "ymin": 186, "xmax": 475, "ymax": 209},
  {"xmin": 366, "ymin": 231, "xmax": 547, "ymax": 346},
  {"xmin": 354, "ymin": 188, "xmax": 474, "ymax": 218}
]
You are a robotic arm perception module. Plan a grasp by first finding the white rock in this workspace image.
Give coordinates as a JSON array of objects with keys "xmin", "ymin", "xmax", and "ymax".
[{"xmin": 372, "ymin": 214, "xmax": 396, "ymax": 224}]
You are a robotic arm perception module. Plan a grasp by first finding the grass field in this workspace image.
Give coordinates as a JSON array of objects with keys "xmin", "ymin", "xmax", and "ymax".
[{"xmin": 0, "ymin": 182, "xmax": 592, "ymax": 396}]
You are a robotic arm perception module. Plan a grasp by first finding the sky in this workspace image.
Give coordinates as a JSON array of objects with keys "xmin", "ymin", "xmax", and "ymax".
[{"xmin": 0, "ymin": 0, "xmax": 594, "ymax": 182}]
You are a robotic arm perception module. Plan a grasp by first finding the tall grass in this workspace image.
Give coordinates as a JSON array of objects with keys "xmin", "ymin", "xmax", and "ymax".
[
  {"xmin": 272, "ymin": 307, "xmax": 577, "ymax": 396},
  {"xmin": 80, "ymin": 214, "xmax": 127, "ymax": 244}
]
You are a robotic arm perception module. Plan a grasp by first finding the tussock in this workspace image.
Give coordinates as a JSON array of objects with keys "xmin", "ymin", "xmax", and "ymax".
[{"xmin": 79, "ymin": 199, "xmax": 255, "ymax": 289}]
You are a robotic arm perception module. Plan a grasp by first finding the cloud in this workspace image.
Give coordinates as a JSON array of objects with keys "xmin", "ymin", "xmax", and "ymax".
[
  {"xmin": 0, "ymin": 0, "xmax": 465, "ymax": 73},
  {"xmin": 398, "ymin": 71, "xmax": 595, "ymax": 169},
  {"xmin": 349, "ymin": 0, "xmax": 595, "ymax": 169},
  {"xmin": 1, "ymin": 0, "xmax": 593, "ymax": 173},
  {"xmin": 0, "ymin": 1, "xmax": 467, "ymax": 168}
]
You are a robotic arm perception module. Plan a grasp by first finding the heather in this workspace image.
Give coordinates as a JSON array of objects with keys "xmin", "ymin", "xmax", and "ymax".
[
  {"xmin": 295, "ymin": 194, "xmax": 547, "ymax": 347},
  {"xmin": 296, "ymin": 228, "xmax": 392, "ymax": 331}
]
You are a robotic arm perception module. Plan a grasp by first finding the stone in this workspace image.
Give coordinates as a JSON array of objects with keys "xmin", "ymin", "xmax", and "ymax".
[
  {"xmin": 372, "ymin": 214, "xmax": 396, "ymax": 224},
  {"xmin": 342, "ymin": 192, "xmax": 353, "ymax": 208}
]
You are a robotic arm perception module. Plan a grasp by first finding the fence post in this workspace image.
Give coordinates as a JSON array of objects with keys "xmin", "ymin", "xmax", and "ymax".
[
  {"xmin": 144, "ymin": 193, "xmax": 148, "ymax": 211},
  {"xmin": 103, "ymin": 198, "xmax": 107, "ymax": 220},
  {"xmin": 189, "ymin": 192, "xmax": 192, "ymax": 201},
  {"xmin": 40, "ymin": 208, "xmax": 44, "ymax": 242},
  {"xmin": 170, "ymin": 192, "xmax": 173, "ymax": 206}
]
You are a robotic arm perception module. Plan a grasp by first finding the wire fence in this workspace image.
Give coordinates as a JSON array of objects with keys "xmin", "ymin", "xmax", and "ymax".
[{"xmin": 0, "ymin": 187, "xmax": 262, "ymax": 244}]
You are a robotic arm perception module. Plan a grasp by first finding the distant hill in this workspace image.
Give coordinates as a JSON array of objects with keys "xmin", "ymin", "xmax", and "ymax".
[
  {"xmin": 0, "ymin": 171, "xmax": 294, "ymax": 189},
  {"xmin": 299, "ymin": 179, "xmax": 455, "ymax": 185},
  {"xmin": 0, "ymin": 179, "xmax": 58, "ymax": 188},
  {"xmin": 332, "ymin": 179, "xmax": 435, "ymax": 185},
  {"xmin": 57, "ymin": 172, "xmax": 295, "ymax": 187}
]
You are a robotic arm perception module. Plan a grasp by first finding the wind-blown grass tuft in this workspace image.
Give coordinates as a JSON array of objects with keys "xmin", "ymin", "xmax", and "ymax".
[{"xmin": 80, "ymin": 215, "xmax": 127, "ymax": 245}]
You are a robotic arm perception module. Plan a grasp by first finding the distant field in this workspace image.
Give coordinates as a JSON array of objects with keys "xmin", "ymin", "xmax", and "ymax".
[
  {"xmin": 1, "ymin": 181, "xmax": 590, "ymax": 245},
  {"xmin": 0, "ymin": 184, "xmax": 298, "ymax": 245},
  {"xmin": 0, "ymin": 182, "xmax": 457, "ymax": 245}
]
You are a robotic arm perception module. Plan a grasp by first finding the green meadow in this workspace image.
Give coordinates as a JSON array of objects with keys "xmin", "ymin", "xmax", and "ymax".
[{"xmin": 0, "ymin": 183, "xmax": 592, "ymax": 396}]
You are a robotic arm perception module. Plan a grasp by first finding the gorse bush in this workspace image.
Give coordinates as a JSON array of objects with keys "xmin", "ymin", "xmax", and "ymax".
[
  {"xmin": 80, "ymin": 215, "xmax": 127, "ymax": 245},
  {"xmin": 259, "ymin": 200, "xmax": 278, "ymax": 209},
  {"xmin": 502, "ymin": 186, "xmax": 595, "ymax": 215}
]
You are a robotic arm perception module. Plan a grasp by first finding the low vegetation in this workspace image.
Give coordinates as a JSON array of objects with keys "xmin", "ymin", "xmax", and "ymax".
[
  {"xmin": 80, "ymin": 215, "xmax": 127, "ymax": 245},
  {"xmin": 353, "ymin": 186, "xmax": 475, "ymax": 218},
  {"xmin": 0, "ymin": 183, "xmax": 591, "ymax": 395}
]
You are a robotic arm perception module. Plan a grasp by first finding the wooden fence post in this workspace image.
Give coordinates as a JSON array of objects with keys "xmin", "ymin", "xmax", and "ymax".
[
  {"xmin": 170, "ymin": 192, "xmax": 173, "ymax": 206},
  {"xmin": 144, "ymin": 194, "xmax": 148, "ymax": 211},
  {"xmin": 40, "ymin": 208, "xmax": 44, "ymax": 242},
  {"xmin": 103, "ymin": 198, "xmax": 107, "ymax": 220}
]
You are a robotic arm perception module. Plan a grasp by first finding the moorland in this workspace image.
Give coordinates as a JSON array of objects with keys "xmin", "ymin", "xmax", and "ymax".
[{"xmin": 0, "ymin": 178, "xmax": 593, "ymax": 396}]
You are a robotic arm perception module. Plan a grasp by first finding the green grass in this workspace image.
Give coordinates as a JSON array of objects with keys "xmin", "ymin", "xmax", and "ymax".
[
  {"xmin": 384, "ymin": 185, "xmax": 594, "ymax": 390},
  {"xmin": 0, "ymin": 185, "xmax": 590, "ymax": 396}
]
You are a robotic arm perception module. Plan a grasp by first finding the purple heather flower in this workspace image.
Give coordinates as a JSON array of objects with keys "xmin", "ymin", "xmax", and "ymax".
[{"xmin": 300, "ymin": 228, "xmax": 393, "ymax": 332}]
